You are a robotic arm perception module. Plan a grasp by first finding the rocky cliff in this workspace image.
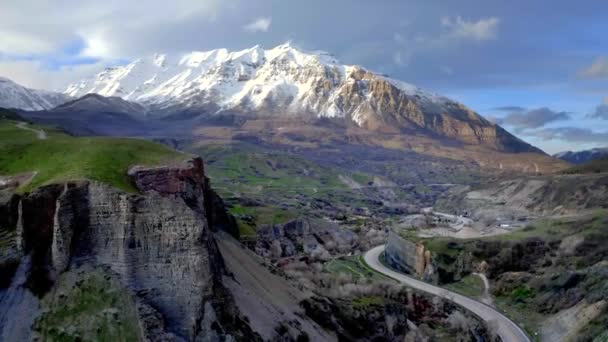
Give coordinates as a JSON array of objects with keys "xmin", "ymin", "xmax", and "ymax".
[
  {"xmin": 384, "ymin": 231, "xmax": 437, "ymax": 283},
  {"xmin": 0, "ymin": 157, "xmax": 257, "ymax": 341}
]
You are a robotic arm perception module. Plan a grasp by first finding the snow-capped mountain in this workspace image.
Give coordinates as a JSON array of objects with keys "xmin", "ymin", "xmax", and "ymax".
[
  {"xmin": 0, "ymin": 77, "xmax": 69, "ymax": 111},
  {"xmin": 65, "ymin": 42, "xmax": 539, "ymax": 153},
  {"xmin": 65, "ymin": 42, "xmax": 444, "ymax": 120},
  {"xmin": 554, "ymin": 147, "xmax": 608, "ymax": 164}
]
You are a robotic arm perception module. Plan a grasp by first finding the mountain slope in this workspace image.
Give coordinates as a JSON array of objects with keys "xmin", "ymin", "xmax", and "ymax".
[
  {"xmin": 21, "ymin": 94, "xmax": 150, "ymax": 136},
  {"xmin": 65, "ymin": 43, "xmax": 540, "ymax": 153},
  {"xmin": 0, "ymin": 77, "xmax": 69, "ymax": 111},
  {"xmin": 54, "ymin": 93, "xmax": 146, "ymax": 115},
  {"xmin": 554, "ymin": 147, "xmax": 608, "ymax": 164}
]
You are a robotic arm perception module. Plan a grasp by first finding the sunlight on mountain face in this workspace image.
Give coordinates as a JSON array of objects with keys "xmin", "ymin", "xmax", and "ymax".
[{"xmin": 0, "ymin": 2, "xmax": 607, "ymax": 341}]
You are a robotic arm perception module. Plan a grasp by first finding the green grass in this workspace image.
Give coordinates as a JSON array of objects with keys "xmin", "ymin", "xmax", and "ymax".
[
  {"xmin": 229, "ymin": 204, "xmax": 257, "ymax": 216},
  {"xmin": 351, "ymin": 172, "xmax": 372, "ymax": 185},
  {"xmin": 421, "ymin": 237, "xmax": 463, "ymax": 258},
  {"xmin": 194, "ymin": 143, "xmax": 389, "ymax": 212},
  {"xmin": 35, "ymin": 268, "xmax": 143, "ymax": 342},
  {"xmin": 229, "ymin": 204, "xmax": 298, "ymax": 236},
  {"xmin": 0, "ymin": 228, "xmax": 15, "ymax": 250},
  {"xmin": 352, "ymin": 295, "xmax": 385, "ymax": 308},
  {"xmin": 325, "ymin": 255, "xmax": 389, "ymax": 281},
  {"xmin": 494, "ymin": 296, "xmax": 544, "ymax": 341},
  {"xmin": 509, "ymin": 286, "xmax": 535, "ymax": 302},
  {"xmin": 0, "ymin": 120, "xmax": 185, "ymax": 192},
  {"xmin": 198, "ymin": 144, "xmax": 349, "ymax": 197},
  {"xmin": 444, "ymin": 274, "xmax": 486, "ymax": 298},
  {"xmin": 235, "ymin": 218, "xmax": 257, "ymax": 237}
]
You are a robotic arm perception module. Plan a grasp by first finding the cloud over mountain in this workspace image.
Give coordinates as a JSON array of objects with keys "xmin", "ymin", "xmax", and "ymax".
[
  {"xmin": 502, "ymin": 107, "xmax": 571, "ymax": 130},
  {"xmin": 244, "ymin": 17, "xmax": 271, "ymax": 33},
  {"xmin": 531, "ymin": 127, "xmax": 608, "ymax": 143},
  {"xmin": 588, "ymin": 97, "xmax": 608, "ymax": 120}
]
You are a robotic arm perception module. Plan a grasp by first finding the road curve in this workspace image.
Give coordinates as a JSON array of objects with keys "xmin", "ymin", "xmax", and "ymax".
[
  {"xmin": 364, "ymin": 245, "xmax": 530, "ymax": 342},
  {"xmin": 15, "ymin": 122, "xmax": 47, "ymax": 140}
]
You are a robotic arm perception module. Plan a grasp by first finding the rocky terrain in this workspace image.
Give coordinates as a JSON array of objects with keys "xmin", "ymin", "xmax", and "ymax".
[
  {"xmin": 0, "ymin": 126, "xmax": 500, "ymax": 342},
  {"xmin": 437, "ymin": 173, "xmax": 608, "ymax": 219},
  {"xmin": 383, "ymin": 172, "xmax": 608, "ymax": 341}
]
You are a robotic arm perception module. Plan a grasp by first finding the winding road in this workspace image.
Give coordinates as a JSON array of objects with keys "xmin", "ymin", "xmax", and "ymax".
[
  {"xmin": 364, "ymin": 245, "xmax": 531, "ymax": 342},
  {"xmin": 15, "ymin": 122, "xmax": 47, "ymax": 140}
]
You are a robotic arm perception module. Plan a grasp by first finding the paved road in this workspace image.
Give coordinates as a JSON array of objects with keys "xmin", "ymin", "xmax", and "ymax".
[
  {"xmin": 364, "ymin": 245, "xmax": 531, "ymax": 342},
  {"xmin": 15, "ymin": 122, "xmax": 47, "ymax": 140}
]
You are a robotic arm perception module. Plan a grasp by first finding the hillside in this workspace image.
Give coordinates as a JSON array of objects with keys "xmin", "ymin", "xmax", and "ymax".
[
  {"xmin": 0, "ymin": 108, "xmax": 26, "ymax": 122},
  {"xmin": 21, "ymin": 94, "xmax": 150, "ymax": 136},
  {"xmin": 0, "ymin": 118, "xmax": 496, "ymax": 341},
  {"xmin": 0, "ymin": 119, "xmax": 184, "ymax": 192},
  {"xmin": 562, "ymin": 157, "xmax": 608, "ymax": 174}
]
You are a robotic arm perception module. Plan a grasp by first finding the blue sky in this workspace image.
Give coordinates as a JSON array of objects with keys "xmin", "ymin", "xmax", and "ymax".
[{"xmin": 0, "ymin": 0, "xmax": 606, "ymax": 153}]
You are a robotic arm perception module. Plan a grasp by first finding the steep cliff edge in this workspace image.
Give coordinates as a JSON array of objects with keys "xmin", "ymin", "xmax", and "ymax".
[
  {"xmin": 0, "ymin": 157, "xmax": 258, "ymax": 341},
  {"xmin": 385, "ymin": 231, "xmax": 438, "ymax": 283}
]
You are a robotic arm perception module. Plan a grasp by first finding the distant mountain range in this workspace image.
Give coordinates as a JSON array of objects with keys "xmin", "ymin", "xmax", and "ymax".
[
  {"xmin": 554, "ymin": 148, "xmax": 608, "ymax": 164},
  {"xmin": 0, "ymin": 77, "xmax": 68, "ymax": 111},
  {"xmin": 0, "ymin": 43, "xmax": 571, "ymax": 172}
]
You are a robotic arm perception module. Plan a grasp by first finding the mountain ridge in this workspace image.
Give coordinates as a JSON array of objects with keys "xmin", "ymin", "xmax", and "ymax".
[
  {"xmin": 0, "ymin": 77, "xmax": 69, "ymax": 111},
  {"xmin": 64, "ymin": 43, "xmax": 542, "ymax": 154},
  {"xmin": 554, "ymin": 147, "xmax": 608, "ymax": 164}
]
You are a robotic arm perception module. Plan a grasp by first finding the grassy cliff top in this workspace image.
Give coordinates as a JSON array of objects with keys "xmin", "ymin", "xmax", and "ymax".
[{"xmin": 0, "ymin": 120, "xmax": 186, "ymax": 192}]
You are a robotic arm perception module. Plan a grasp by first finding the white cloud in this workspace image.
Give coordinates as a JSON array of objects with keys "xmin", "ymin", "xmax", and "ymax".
[
  {"xmin": 440, "ymin": 65, "xmax": 454, "ymax": 75},
  {"xmin": 588, "ymin": 96, "xmax": 608, "ymax": 120},
  {"xmin": 393, "ymin": 51, "xmax": 403, "ymax": 65},
  {"xmin": 391, "ymin": 16, "xmax": 498, "ymax": 68},
  {"xmin": 442, "ymin": 16, "xmax": 500, "ymax": 42},
  {"xmin": 393, "ymin": 32, "xmax": 405, "ymax": 44},
  {"xmin": 0, "ymin": 0, "xmax": 228, "ymax": 59},
  {"xmin": 243, "ymin": 17, "xmax": 271, "ymax": 33},
  {"xmin": 0, "ymin": 29, "xmax": 58, "ymax": 55},
  {"xmin": 579, "ymin": 57, "xmax": 608, "ymax": 79},
  {"xmin": 0, "ymin": 59, "xmax": 109, "ymax": 90}
]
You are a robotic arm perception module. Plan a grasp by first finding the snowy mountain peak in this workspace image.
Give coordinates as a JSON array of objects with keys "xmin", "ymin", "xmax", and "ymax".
[
  {"xmin": 0, "ymin": 77, "xmax": 69, "ymax": 111},
  {"xmin": 61, "ymin": 43, "xmax": 546, "ymax": 152},
  {"xmin": 64, "ymin": 42, "xmax": 443, "ymax": 119}
]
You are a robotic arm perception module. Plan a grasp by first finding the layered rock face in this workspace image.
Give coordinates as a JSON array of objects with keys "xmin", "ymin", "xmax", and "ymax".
[
  {"xmin": 332, "ymin": 67, "xmax": 539, "ymax": 153},
  {"xmin": 0, "ymin": 158, "xmax": 249, "ymax": 340},
  {"xmin": 74, "ymin": 183, "xmax": 217, "ymax": 339},
  {"xmin": 385, "ymin": 231, "xmax": 436, "ymax": 282}
]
